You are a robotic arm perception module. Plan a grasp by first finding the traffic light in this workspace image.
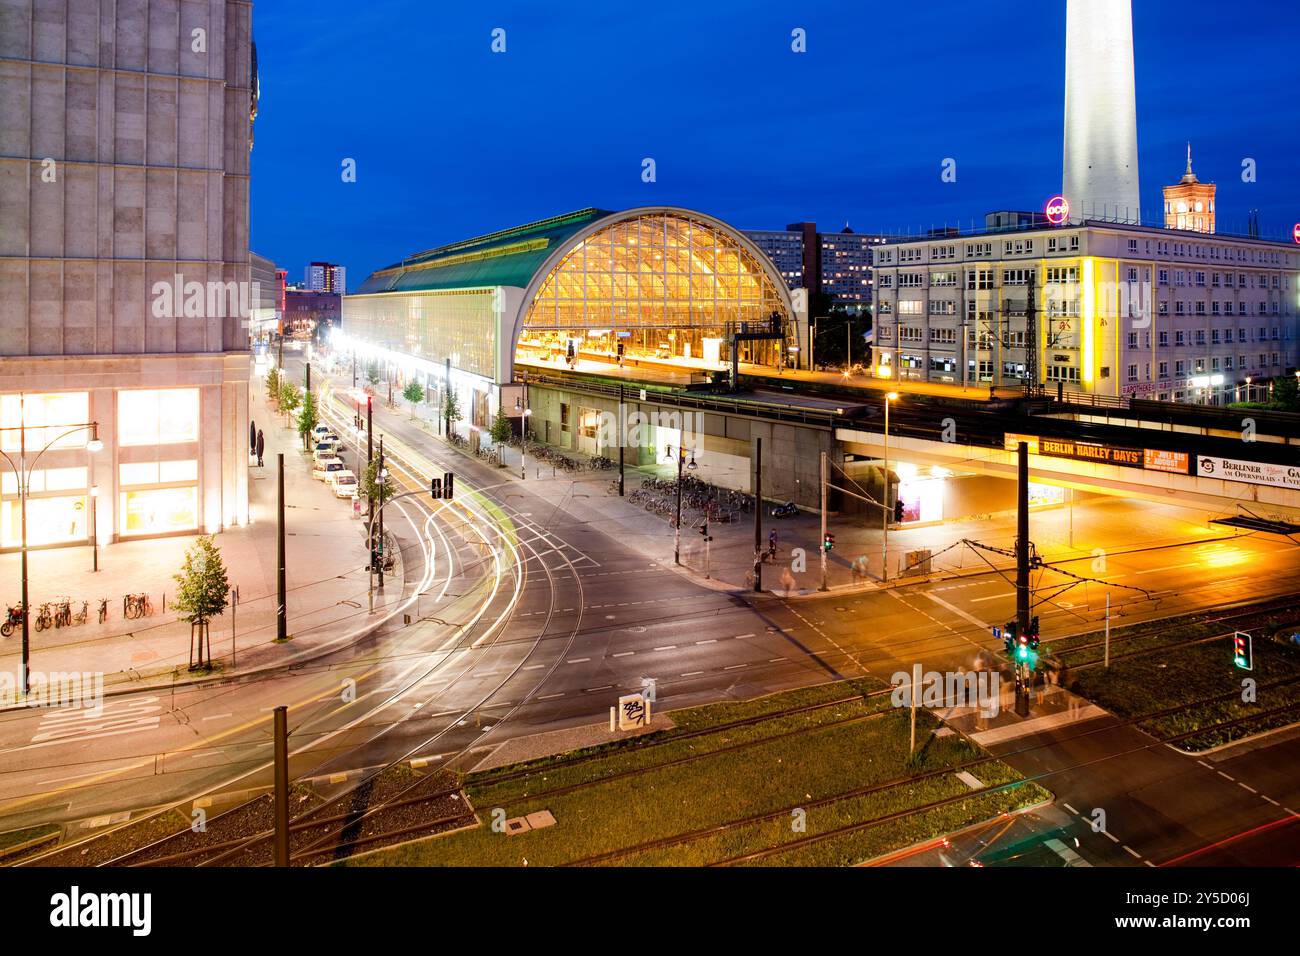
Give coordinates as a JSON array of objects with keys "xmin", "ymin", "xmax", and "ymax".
[
  {"xmin": 430, "ymin": 477, "xmax": 442, "ymax": 500},
  {"xmin": 1028, "ymin": 615, "xmax": 1041, "ymax": 651},
  {"xmin": 1233, "ymin": 632, "xmax": 1253, "ymax": 670},
  {"xmin": 823, "ymin": 532, "xmax": 835, "ymax": 552},
  {"xmin": 893, "ymin": 499, "xmax": 905, "ymax": 523},
  {"xmin": 443, "ymin": 472, "xmax": 455, "ymax": 500},
  {"xmin": 1003, "ymin": 620, "xmax": 1017, "ymax": 655},
  {"xmin": 699, "ymin": 520, "xmax": 709, "ymax": 538}
]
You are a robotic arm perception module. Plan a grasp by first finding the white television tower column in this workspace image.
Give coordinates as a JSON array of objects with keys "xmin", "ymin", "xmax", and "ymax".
[{"xmin": 1064, "ymin": 0, "xmax": 1141, "ymax": 223}]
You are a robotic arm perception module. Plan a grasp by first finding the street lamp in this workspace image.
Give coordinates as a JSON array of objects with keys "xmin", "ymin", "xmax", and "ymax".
[
  {"xmin": 516, "ymin": 387, "xmax": 532, "ymax": 480},
  {"xmin": 666, "ymin": 444, "xmax": 696, "ymax": 565},
  {"xmin": 0, "ymin": 409, "xmax": 103, "ymax": 696},
  {"xmin": 882, "ymin": 392, "xmax": 899, "ymax": 583},
  {"xmin": 89, "ymin": 484, "xmax": 99, "ymax": 573}
]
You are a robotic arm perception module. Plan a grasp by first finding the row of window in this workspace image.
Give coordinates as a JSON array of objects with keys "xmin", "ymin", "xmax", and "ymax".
[{"xmin": 877, "ymin": 236, "xmax": 1292, "ymax": 267}]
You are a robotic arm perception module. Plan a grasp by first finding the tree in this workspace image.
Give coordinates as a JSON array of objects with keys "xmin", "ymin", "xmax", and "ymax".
[
  {"xmin": 366, "ymin": 362, "xmax": 381, "ymax": 387},
  {"xmin": 266, "ymin": 367, "xmax": 282, "ymax": 408},
  {"xmin": 402, "ymin": 381, "xmax": 425, "ymax": 419},
  {"xmin": 489, "ymin": 406, "xmax": 513, "ymax": 447},
  {"xmin": 279, "ymin": 381, "xmax": 302, "ymax": 424},
  {"xmin": 296, "ymin": 390, "xmax": 318, "ymax": 447},
  {"xmin": 442, "ymin": 389, "xmax": 462, "ymax": 435},
  {"xmin": 360, "ymin": 455, "xmax": 395, "ymax": 508},
  {"xmin": 1269, "ymin": 374, "xmax": 1299, "ymax": 413},
  {"xmin": 172, "ymin": 536, "xmax": 230, "ymax": 670}
]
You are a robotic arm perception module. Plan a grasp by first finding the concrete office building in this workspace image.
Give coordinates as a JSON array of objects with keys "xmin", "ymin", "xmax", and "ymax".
[
  {"xmin": 0, "ymin": 1, "xmax": 256, "ymax": 548},
  {"xmin": 871, "ymin": 222, "xmax": 1298, "ymax": 403},
  {"xmin": 746, "ymin": 222, "xmax": 885, "ymax": 311}
]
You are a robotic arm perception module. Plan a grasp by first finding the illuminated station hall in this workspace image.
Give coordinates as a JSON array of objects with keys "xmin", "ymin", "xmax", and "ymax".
[{"xmin": 337, "ymin": 206, "xmax": 808, "ymax": 437}]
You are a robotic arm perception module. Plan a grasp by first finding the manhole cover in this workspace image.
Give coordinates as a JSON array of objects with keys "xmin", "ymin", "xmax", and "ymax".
[{"xmin": 627, "ymin": 626, "xmax": 646, "ymax": 633}]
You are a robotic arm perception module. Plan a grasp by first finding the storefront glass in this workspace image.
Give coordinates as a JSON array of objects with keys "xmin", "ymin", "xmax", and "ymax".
[
  {"xmin": 118, "ymin": 389, "xmax": 200, "ymax": 446},
  {"xmin": 1, "ymin": 495, "xmax": 89, "ymax": 547},
  {"xmin": 120, "ymin": 487, "xmax": 199, "ymax": 537},
  {"xmin": 1, "ymin": 392, "xmax": 90, "ymax": 452}
]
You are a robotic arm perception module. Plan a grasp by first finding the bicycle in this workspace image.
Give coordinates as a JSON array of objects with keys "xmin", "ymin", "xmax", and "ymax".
[
  {"xmin": 123, "ymin": 593, "xmax": 154, "ymax": 620},
  {"xmin": 54, "ymin": 599, "xmax": 72, "ymax": 629},
  {"xmin": 34, "ymin": 602, "xmax": 54, "ymax": 632},
  {"xmin": 98, "ymin": 598, "xmax": 109, "ymax": 624},
  {"xmin": 73, "ymin": 601, "xmax": 88, "ymax": 626}
]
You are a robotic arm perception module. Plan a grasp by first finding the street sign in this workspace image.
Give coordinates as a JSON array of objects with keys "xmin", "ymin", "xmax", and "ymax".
[{"xmin": 992, "ymin": 626, "xmax": 1002, "ymax": 639}]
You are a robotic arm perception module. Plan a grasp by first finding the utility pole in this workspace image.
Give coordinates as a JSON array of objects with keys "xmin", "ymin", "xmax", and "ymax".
[
  {"xmin": 819, "ymin": 451, "xmax": 828, "ymax": 591},
  {"xmin": 277, "ymin": 454, "xmax": 287, "ymax": 642},
  {"xmin": 674, "ymin": 446, "xmax": 684, "ymax": 566},
  {"xmin": 444, "ymin": 357, "xmax": 451, "ymax": 437},
  {"xmin": 618, "ymin": 381, "xmax": 625, "ymax": 496},
  {"xmin": 19, "ymin": 408, "xmax": 29, "ymax": 696},
  {"xmin": 882, "ymin": 393, "xmax": 897, "ymax": 583},
  {"xmin": 1015, "ymin": 441, "xmax": 1031, "ymax": 717},
  {"xmin": 1104, "ymin": 592, "xmax": 1111, "ymax": 669},
  {"xmin": 1026, "ymin": 270, "xmax": 1039, "ymax": 397},
  {"xmin": 273, "ymin": 706, "xmax": 290, "ymax": 867},
  {"xmin": 376, "ymin": 436, "xmax": 385, "ymax": 590},
  {"xmin": 753, "ymin": 437, "xmax": 763, "ymax": 593}
]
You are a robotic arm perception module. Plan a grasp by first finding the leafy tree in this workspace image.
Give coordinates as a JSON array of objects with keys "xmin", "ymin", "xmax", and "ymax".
[
  {"xmin": 296, "ymin": 391, "xmax": 319, "ymax": 446},
  {"xmin": 442, "ymin": 389, "xmax": 462, "ymax": 434},
  {"xmin": 1269, "ymin": 374, "xmax": 1299, "ymax": 412},
  {"xmin": 266, "ymin": 367, "xmax": 282, "ymax": 407},
  {"xmin": 279, "ymin": 380, "xmax": 302, "ymax": 419},
  {"xmin": 489, "ymin": 406, "xmax": 513, "ymax": 446},
  {"xmin": 172, "ymin": 536, "xmax": 230, "ymax": 670},
  {"xmin": 360, "ymin": 455, "xmax": 396, "ymax": 507},
  {"xmin": 402, "ymin": 381, "xmax": 425, "ymax": 418},
  {"xmin": 366, "ymin": 362, "xmax": 381, "ymax": 387}
]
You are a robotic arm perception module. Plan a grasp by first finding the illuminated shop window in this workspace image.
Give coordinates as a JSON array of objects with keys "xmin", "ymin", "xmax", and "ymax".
[
  {"xmin": 120, "ymin": 460, "xmax": 199, "ymax": 486},
  {"xmin": 118, "ymin": 389, "xmax": 200, "ymax": 446},
  {"xmin": 1, "ymin": 392, "xmax": 90, "ymax": 452},
  {"xmin": 1, "ymin": 467, "xmax": 88, "ymax": 495},
  {"xmin": 1, "ymin": 495, "xmax": 89, "ymax": 548},
  {"xmin": 120, "ymin": 487, "xmax": 199, "ymax": 537}
]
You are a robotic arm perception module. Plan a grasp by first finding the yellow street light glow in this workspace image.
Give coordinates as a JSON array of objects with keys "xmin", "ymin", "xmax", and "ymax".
[{"xmin": 886, "ymin": 391, "xmax": 900, "ymax": 401}]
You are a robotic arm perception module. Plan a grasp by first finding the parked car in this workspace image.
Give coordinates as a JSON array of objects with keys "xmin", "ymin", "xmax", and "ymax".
[
  {"xmin": 312, "ymin": 457, "xmax": 345, "ymax": 481},
  {"xmin": 312, "ymin": 424, "xmax": 340, "ymax": 443},
  {"xmin": 329, "ymin": 470, "xmax": 358, "ymax": 499},
  {"xmin": 310, "ymin": 444, "xmax": 338, "ymax": 468}
]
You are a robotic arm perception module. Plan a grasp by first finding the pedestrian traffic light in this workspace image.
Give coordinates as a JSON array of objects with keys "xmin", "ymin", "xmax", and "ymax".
[
  {"xmin": 700, "ymin": 520, "xmax": 709, "ymax": 538},
  {"xmin": 823, "ymin": 532, "xmax": 835, "ymax": 552},
  {"xmin": 443, "ymin": 472, "xmax": 454, "ymax": 500},
  {"xmin": 1233, "ymin": 631, "xmax": 1253, "ymax": 670},
  {"xmin": 893, "ymin": 499, "xmax": 905, "ymax": 523}
]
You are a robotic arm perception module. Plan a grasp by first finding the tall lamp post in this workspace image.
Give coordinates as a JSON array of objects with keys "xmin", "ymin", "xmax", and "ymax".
[
  {"xmin": 667, "ymin": 444, "xmax": 697, "ymax": 565},
  {"xmin": 881, "ymin": 392, "xmax": 898, "ymax": 583},
  {"xmin": 0, "ymin": 407, "xmax": 103, "ymax": 696}
]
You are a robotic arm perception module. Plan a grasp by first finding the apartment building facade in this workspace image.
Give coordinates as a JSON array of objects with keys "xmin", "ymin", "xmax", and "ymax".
[{"xmin": 872, "ymin": 222, "xmax": 1298, "ymax": 403}]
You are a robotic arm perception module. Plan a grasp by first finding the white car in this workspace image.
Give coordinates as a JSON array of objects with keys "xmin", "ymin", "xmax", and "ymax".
[
  {"xmin": 312, "ymin": 457, "xmax": 345, "ymax": 481},
  {"xmin": 329, "ymin": 470, "xmax": 358, "ymax": 498},
  {"xmin": 312, "ymin": 443, "xmax": 342, "ymax": 465}
]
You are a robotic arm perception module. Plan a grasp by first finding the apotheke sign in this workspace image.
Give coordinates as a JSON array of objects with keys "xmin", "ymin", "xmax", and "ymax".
[{"xmin": 1196, "ymin": 456, "xmax": 1300, "ymax": 489}]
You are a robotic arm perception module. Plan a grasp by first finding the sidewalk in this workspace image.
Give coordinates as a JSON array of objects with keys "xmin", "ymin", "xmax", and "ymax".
[{"xmin": 0, "ymin": 381, "xmax": 402, "ymax": 702}]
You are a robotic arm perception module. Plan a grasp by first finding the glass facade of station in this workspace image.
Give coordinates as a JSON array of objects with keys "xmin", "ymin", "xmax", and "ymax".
[{"xmin": 521, "ymin": 212, "xmax": 792, "ymax": 367}]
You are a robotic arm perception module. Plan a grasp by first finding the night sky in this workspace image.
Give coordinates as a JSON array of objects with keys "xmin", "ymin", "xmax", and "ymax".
[{"xmin": 250, "ymin": 0, "xmax": 1300, "ymax": 287}]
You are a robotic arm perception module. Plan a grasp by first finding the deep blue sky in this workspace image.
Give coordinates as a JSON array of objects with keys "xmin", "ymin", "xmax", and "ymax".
[{"xmin": 250, "ymin": 0, "xmax": 1300, "ymax": 287}]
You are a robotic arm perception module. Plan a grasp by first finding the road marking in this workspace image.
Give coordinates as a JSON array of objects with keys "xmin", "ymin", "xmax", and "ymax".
[
  {"xmin": 1217, "ymin": 771, "xmax": 1235, "ymax": 782},
  {"xmin": 30, "ymin": 697, "xmax": 162, "ymax": 746},
  {"xmin": 566, "ymin": 658, "xmax": 591, "ymax": 664},
  {"xmin": 1238, "ymin": 782, "xmax": 1258, "ymax": 794},
  {"xmin": 1063, "ymin": 803, "xmax": 1078, "ymax": 815},
  {"xmin": 1263, "ymin": 796, "xmax": 1280, "ymax": 806},
  {"xmin": 537, "ymin": 692, "xmax": 565, "ymax": 701},
  {"xmin": 1123, "ymin": 845, "xmax": 1142, "ymax": 859},
  {"xmin": 1044, "ymin": 838, "xmax": 1091, "ymax": 867},
  {"xmin": 968, "ymin": 703, "xmax": 1108, "ymax": 745},
  {"xmin": 723, "ymin": 664, "xmax": 748, "ymax": 671},
  {"xmin": 585, "ymin": 685, "xmax": 614, "ymax": 692},
  {"xmin": 522, "ymin": 664, "xmax": 545, "ymax": 670},
  {"xmin": 681, "ymin": 671, "xmax": 704, "ymax": 677},
  {"xmin": 611, "ymin": 651, "xmax": 635, "ymax": 658},
  {"xmin": 768, "ymin": 657, "xmax": 787, "ymax": 663},
  {"xmin": 735, "ymin": 633, "xmax": 756, "ymax": 639},
  {"xmin": 201, "ymin": 713, "xmax": 233, "ymax": 722},
  {"xmin": 923, "ymin": 591, "xmax": 992, "ymax": 632},
  {"xmin": 1136, "ymin": 562, "xmax": 1198, "ymax": 575},
  {"xmin": 1102, "ymin": 831, "xmax": 1119, "ymax": 844},
  {"xmin": 969, "ymin": 593, "xmax": 1010, "ymax": 604},
  {"xmin": 654, "ymin": 645, "xmax": 677, "ymax": 651},
  {"xmin": 695, "ymin": 639, "xmax": 717, "ymax": 645}
]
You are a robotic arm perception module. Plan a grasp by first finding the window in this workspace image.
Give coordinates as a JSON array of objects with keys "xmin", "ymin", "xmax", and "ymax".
[
  {"xmin": 118, "ymin": 389, "xmax": 199, "ymax": 446},
  {"xmin": 898, "ymin": 273, "xmax": 925, "ymax": 288},
  {"xmin": 898, "ymin": 300, "xmax": 923, "ymax": 316},
  {"xmin": 120, "ymin": 487, "xmax": 199, "ymax": 537},
  {"xmin": 1158, "ymin": 331, "xmax": 1169, "ymax": 347},
  {"xmin": 1, "ymin": 392, "xmax": 91, "ymax": 452},
  {"xmin": 929, "ymin": 328, "xmax": 957, "ymax": 345},
  {"xmin": 932, "ymin": 271, "xmax": 958, "ymax": 287},
  {"xmin": 560, "ymin": 403, "xmax": 570, "ymax": 433}
]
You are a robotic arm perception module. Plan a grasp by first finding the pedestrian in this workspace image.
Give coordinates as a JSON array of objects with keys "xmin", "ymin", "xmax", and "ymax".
[
  {"xmin": 249, "ymin": 419, "xmax": 257, "ymax": 454},
  {"xmin": 767, "ymin": 528, "xmax": 778, "ymax": 559},
  {"xmin": 256, "ymin": 429, "xmax": 265, "ymax": 467}
]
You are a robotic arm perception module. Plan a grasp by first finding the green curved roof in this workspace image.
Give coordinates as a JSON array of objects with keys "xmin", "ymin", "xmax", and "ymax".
[{"xmin": 354, "ymin": 208, "xmax": 613, "ymax": 295}]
